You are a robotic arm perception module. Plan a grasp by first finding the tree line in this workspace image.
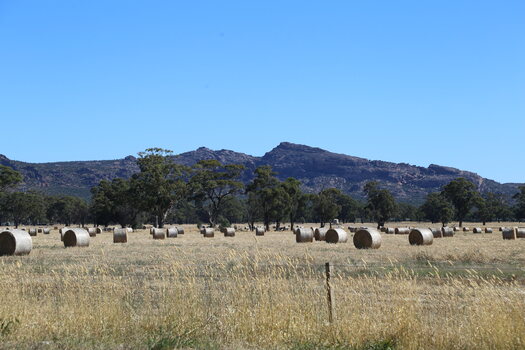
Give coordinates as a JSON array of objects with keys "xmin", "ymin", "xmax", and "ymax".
[{"xmin": 1, "ymin": 149, "xmax": 524, "ymax": 228}]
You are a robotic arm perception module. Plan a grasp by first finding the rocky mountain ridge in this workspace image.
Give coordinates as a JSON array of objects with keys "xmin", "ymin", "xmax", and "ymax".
[{"xmin": 0, "ymin": 142, "xmax": 520, "ymax": 203}]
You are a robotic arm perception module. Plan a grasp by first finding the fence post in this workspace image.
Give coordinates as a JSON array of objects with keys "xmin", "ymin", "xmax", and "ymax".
[{"xmin": 325, "ymin": 262, "xmax": 335, "ymax": 323}]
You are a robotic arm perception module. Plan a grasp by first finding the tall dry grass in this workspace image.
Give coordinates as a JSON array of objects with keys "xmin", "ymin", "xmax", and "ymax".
[{"xmin": 1, "ymin": 224, "xmax": 525, "ymax": 349}]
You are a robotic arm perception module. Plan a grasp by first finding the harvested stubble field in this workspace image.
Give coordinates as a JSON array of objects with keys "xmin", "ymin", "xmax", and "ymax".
[{"xmin": 1, "ymin": 222, "xmax": 525, "ymax": 350}]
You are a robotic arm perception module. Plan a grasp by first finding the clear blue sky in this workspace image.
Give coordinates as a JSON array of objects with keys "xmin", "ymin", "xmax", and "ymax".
[{"xmin": 0, "ymin": 1, "xmax": 523, "ymax": 183}]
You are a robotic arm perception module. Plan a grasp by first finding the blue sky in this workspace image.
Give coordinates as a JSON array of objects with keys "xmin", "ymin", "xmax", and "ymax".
[{"xmin": 0, "ymin": 1, "xmax": 523, "ymax": 183}]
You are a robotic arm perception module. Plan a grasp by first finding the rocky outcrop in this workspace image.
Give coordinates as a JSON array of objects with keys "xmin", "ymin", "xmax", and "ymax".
[{"xmin": 0, "ymin": 142, "xmax": 521, "ymax": 203}]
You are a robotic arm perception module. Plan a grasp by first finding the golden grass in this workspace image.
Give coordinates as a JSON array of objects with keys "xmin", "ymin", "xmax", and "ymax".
[{"xmin": 1, "ymin": 222, "xmax": 525, "ymax": 349}]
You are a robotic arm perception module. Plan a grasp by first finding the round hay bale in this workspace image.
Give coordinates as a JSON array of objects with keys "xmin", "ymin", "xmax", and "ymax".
[
  {"xmin": 95, "ymin": 227, "xmax": 102, "ymax": 234},
  {"xmin": 63, "ymin": 228, "xmax": 90, "ymax": 248},
  {"xmin": 409, "ymin": 228, "xmax": 433, "ymax": 246},
  {"xmin": 314, "ymin": 227, "xmax": 328, "ymax": 241},
  {"xmin": 441, "ymin": 227, "xmax": 454, "ymax": 237},
  {"xmin": 473, "ymin": 227, "xmax": 483, "ymax": 234},
  {"xmin": 126, "ymin": 227, "xmax": 133, "ymax": 233},
  {"xmin": 395, "ymin": 227, "xmax": 410, "ymax": 235},
  {"xmin": 54, "ymin": 226, "xmax": 59, "ymax": 230},
  {"xmin": 325, "ymin": 228, "xmax": 348, "ymax": 244},
  {"xmin": 167, "ymin": 227, "xmax": 178, "ymax": 238},
  {"xmin": 380, "ymin": 227, "xmax": 387, "ymax": 233},
  {"xmin": 295, "ymin": 228, "xmax": 313, "ymax": 243},
  {"xmin": 37, "ymin": 228, "xmax": 43, "ymax": 233},
  {"xmin": 152, "ymin": 228, "xmax": 166, "ymax": 240},
  {"xmin": 28, "ymin": 228, "xmax": 37, "ymax": 236},
  {"xmin": 463, "ymin": 227, "xmax": 470, "ymax": 232},
  {"xmin": 255, "ymin": 227, "xmax": 265, "ymax": 236},
  {"xmin": 353, "ymin": 228, "xmax": 381, "ymax": 249},
  {"xmin": 485, "ymin": 227, "xmax": 493, "ymax": 233},
  {"xmin": 516, "ymin": 228, "xmax": 525, "ymax": 239},
  {"xmin": 386, "ymin": 227, "xmax": 395, "ymax": 234},
  {"xmin": 453, "ymin": 226, "xmax": 460, "ymax": 231},
  {"xmin": 502, "ymin": 228, "xmax": 516, "ymax": 240},
  {"xmin": 43, "ymin": 228, "xmax": 51, "ymax": 235},
  {"xmin": 499, "ymin": 227, "xmax": 505, "ymax": 232},
  {"xmin": 430, "ymin": 228, "xmax": 442, "ymax": 238},
  {"xmin": 176, "ymin": 227, "xmax": 185, "ymax": 235},
  {"xmin": 202, "ymin": 228, "xmax": 215, "ymax": 238},
  {"xmin": 87, "ymin": 228, "xmax": 97, "ymax": 237},
  {"xmin": 0, "ymin": 229, "xmax": 32, "ymax": 256},
  {"xmin": 113, "ymin": 228, "xmax": 128, "ymax": 243},
  {"xmin": 150, "ymin": 227, "xmax": 155, "ymax": 235},
  {"xmin": 223, "ymin": 227, "xmax": 235, "ymax": 237}
]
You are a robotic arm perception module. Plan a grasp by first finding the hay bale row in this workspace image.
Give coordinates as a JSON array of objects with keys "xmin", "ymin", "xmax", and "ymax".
[
  {"xmin": 167, "ymin": 227, "xmax": 178, "ymax": 238},
  {"xmin": 87, "ymin": 228, "xmax": 97, "ymax": 237},
  {"xmin": 0, "ymin": 229, "xmax": 32, "ymax": 256},
  {"xmin": 152, "ymin": 228, "xmax": 166, "ymax": 240},
  {"xmin": 409, "ymin": 228, "xmax": 433, "ymax": 246},
  {"xmin": 113, "ymin": 228, "xmax": 128, "ymax": 243},
  {"xmin": 430, "ymin": 228, "xmax": 442, "ymax": 238},
  {"xmin": 395, "ymin": 227, "xmax": 410, "ymax": 235},
  {"xmin": 222, "ymin": 227, "xmax": 235, "ymax": 237},
  {"xmin": 314, "ymin": 227, "xmax": 329, "ymax": 241},
  {"xmin": 353, "ymin": 228, "xmax": 381, "ymax": 249},
  {"xmin": 295, "ymin": 228, "xmax": 313, "ymax": 243},
  {"xmin": 502, "ymin": 228, "xmax": 516, "ymax": 240},
  {"xmin": 325, "ymin": 228, "xmax": 348, "ymax": 244},
  {"xmin": 202, "ymin": 228, "xmax": 215, "ymax": 238},
  {"xmin": 442, "ymin": 227, "xmax": 454, "ymax": 237},
  {"xmin": 63, "ymin": 228, "xmax": 90, "ymax": 248}
]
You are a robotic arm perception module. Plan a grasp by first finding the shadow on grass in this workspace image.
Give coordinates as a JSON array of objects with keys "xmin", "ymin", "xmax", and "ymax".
[{"xmin": 290, "ymin": 339, "xmax": 396, "ymax": 350}]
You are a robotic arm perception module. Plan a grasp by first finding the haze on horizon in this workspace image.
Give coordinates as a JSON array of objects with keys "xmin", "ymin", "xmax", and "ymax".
[{"xmin": 0, "ymin": 1, "xmax": 523, "ymax": 183}]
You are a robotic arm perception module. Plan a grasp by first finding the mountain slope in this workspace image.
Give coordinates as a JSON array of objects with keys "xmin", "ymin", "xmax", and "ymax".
[{"xmin": 0, "ymin": 143, "xmax": 520, "ymax": 203}]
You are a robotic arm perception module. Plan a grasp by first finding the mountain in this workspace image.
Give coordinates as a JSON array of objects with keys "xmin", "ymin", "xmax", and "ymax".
[{"xmin": 0, "ymin": 142, "xmax": 521, "ymax": 203}]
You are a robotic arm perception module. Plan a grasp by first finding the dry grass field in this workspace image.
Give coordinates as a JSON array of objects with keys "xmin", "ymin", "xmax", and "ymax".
[{"xmin": 1, "ymin": 222, "xmax": 525, "ymax": 350}]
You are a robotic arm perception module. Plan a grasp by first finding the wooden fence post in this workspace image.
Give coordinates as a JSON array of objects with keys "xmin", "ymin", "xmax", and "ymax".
[{"xmin": 325, "ymin": 262, "xmax": 335, "ymax": 323}]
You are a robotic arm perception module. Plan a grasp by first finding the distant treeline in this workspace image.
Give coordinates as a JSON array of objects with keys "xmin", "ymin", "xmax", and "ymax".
[{"xmin": 1, "ymin": 148, "xmax": 524, "ymax": 229}]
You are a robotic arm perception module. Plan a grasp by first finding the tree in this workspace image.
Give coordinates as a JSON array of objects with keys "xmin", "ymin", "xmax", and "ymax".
[
  {"xmin": 90, "ymin": 180, "xmax": 115, "ymax": 226},
  {"xmin": 245, "ymin": 192, "xmax": 260, "ymax": 230},
  {"xmin": 47, "ymin": 196, "xmax": 88, "ymax": 226},
  {"xmin": 364, "ymin": 181, "xmax": 397, "ymax": 229},
  {"xmin": 420, "ymin": 192, "xmax": 454, "ymax": 227},
  {"xmin": 313, "ymin": 188, "xmax": 341, "ymax": 227},
  {"xmin": 190, "ymin": 159, "xmax": 245, "ymax": 226},
  {"xmin": 395, "ymin": 202, "xmax": 418, "ymax": 222},
  {"xmin": 513, "ymin": 186, "xmax": 525, "ymax": 221},
  {"xmin": 442, "ymin": 178, "xmax": 479, "ymax": 227},
  {"xmin": 90, "ymin": 178, "xmax": 142, "ymax": 228},
  {"xmin": 0, "ymin": 165, "xmax": 22, "ymax": 192},
  {"xmin": 337, "ymin": 193, "xmax": 362, "ymax": 223},
  {"xmin": 246, "ymin": 166, "xmax": 285, "ymax": 231},
  {"xmin": 476, "ymin": 192, "xmax": 513, "ymax": 225},
  {"xmin": 132, "ymin": 148, "xmax": 188, "ymax": 228},
  {"xmin": 2, "ymin": 192, "xmax": 46, "ymax": 227},
  {"xmin": 281, "ymin": 178, "xmax": 306, "ymax": 231}
]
